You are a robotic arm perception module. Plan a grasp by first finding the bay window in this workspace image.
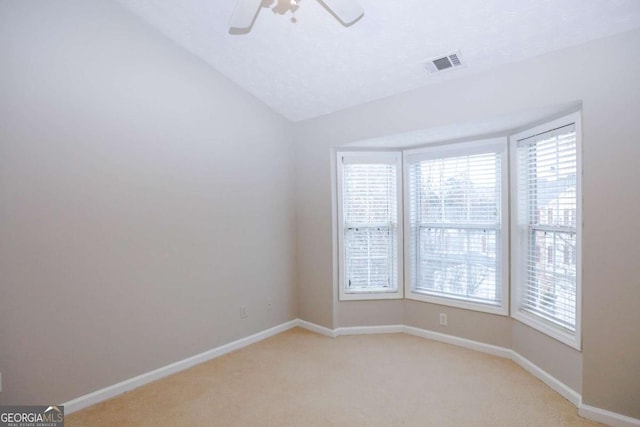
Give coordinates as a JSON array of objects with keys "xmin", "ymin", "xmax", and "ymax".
[{"xmin": 334, "ymin": 112, "xmax": 581, "ymax": 348}]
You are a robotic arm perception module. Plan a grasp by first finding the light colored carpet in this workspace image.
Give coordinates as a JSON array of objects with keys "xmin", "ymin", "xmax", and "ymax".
[{"xmin": 67, "ymin": 328, "xmax": 601, "ymax": 426}]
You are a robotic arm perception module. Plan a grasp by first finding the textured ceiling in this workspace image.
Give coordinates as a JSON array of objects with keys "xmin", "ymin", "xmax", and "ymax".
[{"xmin": 116, "ymin": 0, "xmax": 640, "ymax": 122}]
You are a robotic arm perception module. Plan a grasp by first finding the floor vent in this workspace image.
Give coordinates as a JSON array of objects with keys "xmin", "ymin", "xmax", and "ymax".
[{"xmin": 425, "ymin": 51, "xmax": 464, "ymax": 74}]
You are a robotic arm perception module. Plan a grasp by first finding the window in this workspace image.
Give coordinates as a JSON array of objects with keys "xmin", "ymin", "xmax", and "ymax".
[
  {"xmin": 332, "ymin": 113, "xmax": 582, "ymax": 348},
  {"xmin": 510, "ymin": 112, "xmax": 581, "ymax": 349},
  {"xmin": 404, "ymin": 139, "xmax": 508, "ymax": 314},
  {"xmin": 336, "ymin": 152, "xmax": 403, "ymax": 300}
]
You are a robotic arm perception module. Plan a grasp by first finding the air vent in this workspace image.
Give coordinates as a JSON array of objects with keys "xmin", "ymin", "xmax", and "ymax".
[{"xmin": 425, "ymin": 51, "xmax": 464, "ymax": 74}]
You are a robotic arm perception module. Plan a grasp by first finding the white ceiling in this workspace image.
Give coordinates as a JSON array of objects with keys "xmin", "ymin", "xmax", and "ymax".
[{"xmin": 116, "ymin": 0, "xmax": 640, "ymax": 122}]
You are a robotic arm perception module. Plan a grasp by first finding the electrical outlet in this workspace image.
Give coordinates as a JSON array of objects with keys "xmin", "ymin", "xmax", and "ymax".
[
  {"xmin": 439, "ymin": 313, "xmax": 448, "ymax": 326},
  {"xmin": 240, "ymin": 305, "xmax": 248, "ymax": 319},
  {"xmin": 266, "ymin": 301, "xmax": 273, "ymax": 311}
]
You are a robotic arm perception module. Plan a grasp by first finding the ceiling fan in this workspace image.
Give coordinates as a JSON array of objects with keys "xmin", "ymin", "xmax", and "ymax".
[{"xmin": 229, "ymin": 0, "xmax": 364, "ymax": 32}]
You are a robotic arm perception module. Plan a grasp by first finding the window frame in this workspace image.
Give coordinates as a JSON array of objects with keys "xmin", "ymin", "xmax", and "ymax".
[
  {"xmin": 509, "ymin": 112, "xmax": 582, "ymax": 350},
  {"xmin": 403, "ymin": 138, "xmax": 510, "ymax": 315},
  {"xmin": 336, "ymin": 151, "xmax": 404, "ymax": 301}
]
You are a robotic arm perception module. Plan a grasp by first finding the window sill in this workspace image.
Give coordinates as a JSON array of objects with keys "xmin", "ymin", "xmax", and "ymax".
[
  {"xmin": 339, "ymin": 290, "xmax": 403, "ymax": 301},
  {"xmin": 512, "ymin": 309, "xmax": 581, "ymax": 350},
  {"xmin": 406, "ymin": 290, "xmax": 508, "ymax": 315}
]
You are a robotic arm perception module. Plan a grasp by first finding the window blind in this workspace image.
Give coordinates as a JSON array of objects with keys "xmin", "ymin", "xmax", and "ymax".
[
  {"xmin": 407, "ymin": 150, "xmax": 503, "ymax": 306},
  {"xmin": 341, "ymin": 160, "xmax": 398, "ymax": 292},
  {"xmin": 517, "ymin": 124, "xmax": 577, "ymax": 331}
]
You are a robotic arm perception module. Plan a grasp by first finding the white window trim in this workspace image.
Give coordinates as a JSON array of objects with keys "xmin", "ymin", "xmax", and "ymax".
[
  {"xmin": 403, "ymin": 138, "xmax": 510, "ymax": 315},
  {"xmin": 509, "ymin": 112, "xmax": 582, "ymax": 350},
  {"xmin": 336, "ymin": 151, "xmax": 404, "ymax": 301}
]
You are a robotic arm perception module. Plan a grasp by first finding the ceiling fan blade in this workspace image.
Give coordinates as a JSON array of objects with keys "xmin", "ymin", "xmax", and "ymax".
[
  {"xmin": 318, "ymin": 0, "xmax": 364, "ymax": 25},
  {"xmin": 229, "ymin": 0, "xmax": 263, "ymax": 29}
]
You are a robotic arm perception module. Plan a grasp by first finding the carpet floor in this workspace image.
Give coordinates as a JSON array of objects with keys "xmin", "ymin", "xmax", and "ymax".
[{"xmin": 66, "ymin": 327, "xmax": 601, "ymax": 426}]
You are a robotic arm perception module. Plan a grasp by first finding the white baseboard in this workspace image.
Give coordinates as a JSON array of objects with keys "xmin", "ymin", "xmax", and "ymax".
[
  {"xmin": 63, "ymin": 320, "xmax": 298, "ymax": 414},
  {"xmin": 295, "ymin": 319, "xmax": 336, "ymax": 337},
  {"xmin": 397, "ymin": 325, "xmax": 583, "ymax": 407},
  {"xmin": 63, "ymin": 318, "xmax": 640, "ymax": 427},
  {"xmin": 335, "ymin": 324, "xmax": 404, "ymax": 336},
  {"xmin": 509, "ymin": 350, "xmax": 581, "ymax": 406},
  {"xmin": 402, "ymin": 325, "xmax": 512, "ymax": 359},
  {"xmin": 401, "ymin": 326, "xmax": 579, "ymax": 406},
  {"xmin": 579, "ymin": 404, "xmax": 640, "ymax": 427},
  {"xmin": 300, "ymin": 320, "xmax": 640, "ymax": 427}
]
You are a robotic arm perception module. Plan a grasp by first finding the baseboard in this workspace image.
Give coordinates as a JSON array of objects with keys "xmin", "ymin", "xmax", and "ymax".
[
  {"xmin": 335, "ymin": 324, "xmax": 404, "ymax": 336},
  {"xmin": 63, "ymin": 319, "xmax": 298, "ymax": 414},
  {"xmin": 402, "ymin": 325, "xmax": 512, "ymax": 359},
  {"xmin": 306, "ymin": 322, "xmax": 571, "ymax": 406},
  {"xmin": 63, "ymin": 318, "xmax": 640, "ymax": 427},
  {"xmin": 295, "ymin": 319, "xmax": 336, "ymax": 337},
  {"xmin": 509, "ymin": 350, "xmax": 581, "ymax": 406},
  {"xmin": 300, "ymin": 320, "xmax": 640, "ymax": 427},
  {"xmin": 579, "ymin": 404, "xmax": 640, "ymax": 427},
  {"xmin": 401, "ymin": 326, "xmax": 578, "ymax": 406}
]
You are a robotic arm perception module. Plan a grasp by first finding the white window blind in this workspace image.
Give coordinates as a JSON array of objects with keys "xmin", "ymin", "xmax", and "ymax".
[
  {"xmin": 516, "ymin": 123, "xmax": 578, "ymax": 333},
  {"xmin": 337, "ymin": 152, "xmax": 402, "ymax": 299},
  {"xmin": 405, "ymin": 140, "xmax": 507, "ymax": 313}
]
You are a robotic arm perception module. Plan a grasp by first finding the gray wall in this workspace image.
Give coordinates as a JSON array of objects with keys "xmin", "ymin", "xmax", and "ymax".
[
  {"xmin": 293, "ymin": 29, "xmax": 640, "ymax": 418},
  {"xmin": 0, "ymin": 0, "xmax": 296, "ymax": 405},
  {"xmin": 1, "ymin": 0, "xmax": 638, "ymax": 420}
]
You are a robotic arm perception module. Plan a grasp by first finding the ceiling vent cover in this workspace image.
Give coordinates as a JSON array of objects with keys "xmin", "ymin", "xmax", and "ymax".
[{"xmin": 425, "ymin": 51, "xmax": 464, "ymax": 74}]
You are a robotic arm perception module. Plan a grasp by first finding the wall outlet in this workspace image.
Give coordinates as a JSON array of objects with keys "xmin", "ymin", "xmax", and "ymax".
[
  {"xmin": 240, "ymin": 305, "xmax": 248, "ymax": 319},
  {"xmin": 266, "ymin": 300, "xmax": 273, "ymax": 311},
  {"xmin": 439, "ymin": 313, "xmax": 448, "ymax": 326}
]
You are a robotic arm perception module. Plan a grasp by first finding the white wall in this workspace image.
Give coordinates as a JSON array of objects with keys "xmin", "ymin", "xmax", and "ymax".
[
  {"xmin": 0, "ymin": 0, "xmax": 296, "ymax": 405},
  {"xmin": 293, "ymin": 29, "xmax": 640, "ymax": 418}
]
